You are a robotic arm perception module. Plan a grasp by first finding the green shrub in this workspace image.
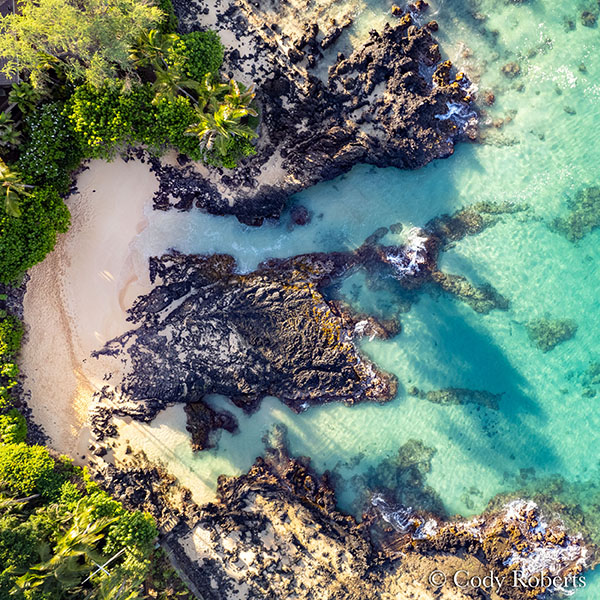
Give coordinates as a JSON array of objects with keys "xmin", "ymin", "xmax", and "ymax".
[
  {"xmin": 178, "ymin": 31, "xmax": 224, "ymax": 79},
  {"xmin": 0, "ymin": 186, "xmax": 70, "ymax": 284},
  {"xmin": 165, "ymin": 31, "xmax": 224, "ymax": 80},
  {"xmin": 66, "ymin": 83, "xmax": 202, "ymax": 159},
  {"xmin": 156, "ymin": 0, "xmax": 178, "ymax": 33},
  {"xmin": 66, "ymin": 84, "xmax": 140, "ymax": 158},
  {"xmin": 17, "ymin": 103, "xmax": 85, "ymax": 194},
  {"xmin": 0, "ymin": 443, "xmax": 57, "ymax": 496},
  {"xmin": 86, "ymin": 489, "xmax": 123, "ymax": 520},
  {"xmin": 0, "ymin": 409, "xmax": 27, "ymax": 444},
  {"xmin": 0, "ymin": 314, "xmax": 23, "ymax": 359},
  {"xmin": 58, "ymin": 480, "xmax": 83, "ymax": 506},
  {"xmin": 153, "ymin": 96, "xmax": 202, "ymax": 158},
  {"xmin": 106, "ymin": 510, "xmax": 157, "ymax": 555}
]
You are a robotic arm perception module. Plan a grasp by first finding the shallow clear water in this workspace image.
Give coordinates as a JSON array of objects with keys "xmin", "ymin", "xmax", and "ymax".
[{"xmin": 128, "ymin": 0, "xmax": 600, "ymax": 588}]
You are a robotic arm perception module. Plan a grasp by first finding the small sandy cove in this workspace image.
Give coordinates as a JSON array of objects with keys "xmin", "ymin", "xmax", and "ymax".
[{"xmin": 20, "ymin": 158, "xmax": 159, "ymax": 458}]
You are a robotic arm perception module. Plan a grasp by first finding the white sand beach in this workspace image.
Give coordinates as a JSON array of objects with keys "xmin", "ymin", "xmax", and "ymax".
[{"xmin": 20, "ymin": 158, "xmax": 159, "ymax": 458}]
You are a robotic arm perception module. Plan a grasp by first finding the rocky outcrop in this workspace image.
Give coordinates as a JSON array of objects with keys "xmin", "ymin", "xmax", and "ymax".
[
  {"xmin": 151, "ymin": 429, "xmax": 594, "ymax": 600},
  {"xmin": 378, "ymin": 496, "xmax": 590, "ymax": 599},
  {"xmin": 157, "ymin": 0, "xmax": 477, "ymax": 224},
  {"xmin": 93, "ymin": 251, "xmax": 398, "ymax": 448},
  {"xmin": 91, "ymin": 202, "xmax": 525, "ymax": 446}
]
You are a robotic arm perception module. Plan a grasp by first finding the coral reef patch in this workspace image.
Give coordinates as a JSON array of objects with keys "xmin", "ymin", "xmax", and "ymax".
[
  {"xmin": 526, "ymin": 318, "xmax": 578, "ymax": 352},
  {"xmin": 550, "ymin": 186, "xmax": 600, "ymax": 242}
]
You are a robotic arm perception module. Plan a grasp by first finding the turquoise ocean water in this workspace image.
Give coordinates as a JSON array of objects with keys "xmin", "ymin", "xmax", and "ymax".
[{"xmin": 131, "ymin": 0, "xmax": 600, "ymax": 590}]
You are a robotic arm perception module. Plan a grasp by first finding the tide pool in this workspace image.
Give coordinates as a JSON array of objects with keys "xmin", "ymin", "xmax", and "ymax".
[{"xmin": 126, "ymin": 0, "xmax": 600, "ymax": 590}]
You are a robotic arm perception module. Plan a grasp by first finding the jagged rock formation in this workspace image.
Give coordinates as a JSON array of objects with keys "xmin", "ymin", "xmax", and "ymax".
[
  {"xmin": 148, "ymin": 429, "xmax": 594, "ymax": 600},
  {"xmin": 377, "ymin": 496, "xmax": 590, "ymax": 599},
  {"xmin": 90, "ymin": 202, "xmax": 525, "ymax": 447},
  {"xmin": 93, "ymin": 251, "xmax": 398, "ymax": 449},
  {"xmin": 156, "ymin": 0, "xmax": 477, "ymax": 224}
]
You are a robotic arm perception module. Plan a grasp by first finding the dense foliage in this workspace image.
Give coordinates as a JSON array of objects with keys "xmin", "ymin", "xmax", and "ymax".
[
  {"xmin": 177, "ymin": 31, "xmax": 225, "ymax": 79},
  {"xmin": 156, "ymin": 0, "xmax": 178, "ymax": 33},
  {"xmin": 0, "ymin": 309, "xmax": 166, "ymax": 598},
  {"xmin": 0, "ymin": 0, "xmax": 163, "ymax": 89},
  {"xmin": 66, "ymin": 83, "xmax": 204, "ymax": 160},
  {"xmin": 0, "ymin": 442, "xmax": 57, "ymax": 497},
  {"xmin": 0, "ymin": 186, "xmax": 70, "ymax": 283},
  {"xmin": 0, "ymin": 408, "xmax": 27, "ymax": 443},
  {"xmin": 17, "ymin": 103, "xmax": 85, "ymax": 194},
  {"xmin": 0, "ymin": 0, "xmax": 260, "ymax": 284},
  {"xmin": 0, "ymin": 311, "xmax": 22, "ymax": 411}
]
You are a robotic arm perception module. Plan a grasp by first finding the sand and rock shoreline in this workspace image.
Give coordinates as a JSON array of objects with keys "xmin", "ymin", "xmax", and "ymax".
[
  {"xmin": 153, "ymin": 0, "xmax": 477, "ymax": 224},
  {"xmin": 14, "ymin": 0, "xmax": 597, "ymax": 598}
]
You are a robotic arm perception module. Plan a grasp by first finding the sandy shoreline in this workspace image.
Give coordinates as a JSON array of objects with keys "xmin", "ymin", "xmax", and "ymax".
[{"xmin": 20, "ymin": 158, "xmax": 159, "ymax": 458}]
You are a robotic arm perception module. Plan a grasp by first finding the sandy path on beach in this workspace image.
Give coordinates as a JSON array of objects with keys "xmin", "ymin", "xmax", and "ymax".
[{"xmin": 20, "ymin": 158, "xmax": 159, "ymax": 459}]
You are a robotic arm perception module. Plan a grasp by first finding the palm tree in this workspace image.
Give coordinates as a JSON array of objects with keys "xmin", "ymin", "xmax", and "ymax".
[
  {"xmin": 223, "ymin": 79, "xmax": 258, "ymax": 115},
  {"xmin": 130, "ymin": 29, "xmax": 178, "ymax": 71},
  {"xmin": 196, "ymin": 73, "xmax": 229, "ymax": 110},
  {"xmin": 151, "ymin": 65, "xmax": 201, "ymax": 104},
  {"xmin": 85, "ymin": 568, "xmax": 145, "ymax": 600},
  {"xmin": 186, "ymin": 103, "xmax": 257, "ymax": 156},
  {"xmin": 0, "ymin": 159, "xmax": 32, "ymax": 218},
  {"xmin": 186, "ymin": 75, "xmax": 258, "ymax": 156},
  {"xmin": 12, "ymin": 500, "xmax": 117, "ymax": 596}
]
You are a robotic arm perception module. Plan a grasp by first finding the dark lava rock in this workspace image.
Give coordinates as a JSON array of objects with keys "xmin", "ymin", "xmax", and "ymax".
[
  {"xmin": 94, "ymin": 252, "xmax": 397, "ymax": 439},
  {"xmin": 92, "ymin": 204, "xmax": 525, "ymax": 444},
  {"xmin": 154, "ymin": 12, "xmax": 476, "ymax": 223},
  {"xmin": 184, "ymin": 402, "xmax": 238, "ymax": 451}
]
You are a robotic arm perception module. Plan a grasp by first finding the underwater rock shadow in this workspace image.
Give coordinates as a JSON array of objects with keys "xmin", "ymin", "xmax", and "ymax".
[{"xmin": 383, "ymin": 294, "xmax": 564, "ymax": 475}]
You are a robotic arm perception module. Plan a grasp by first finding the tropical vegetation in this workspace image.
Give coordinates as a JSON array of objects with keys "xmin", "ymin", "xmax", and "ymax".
[
  {"xmin": 0, "ymin": 0, "xmax": 259, "ymax": 284},
  {"xmin": 0, "ymin": 307, "xmax": 194, "ymax": 599},
  {"xmin": 0, "ymin": 0, "xmax": 242, "ymax": 595}
]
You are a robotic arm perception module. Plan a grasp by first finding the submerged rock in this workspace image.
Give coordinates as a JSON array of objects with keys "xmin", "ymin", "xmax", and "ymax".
[
  {"xmin": 353, "ymin": 439, "xmax": 445, "ymax": 518},
  {"xmin": 550, "ymin": 186, "xmax": 600, "ymax": 242},
  {"xmin": 431, "ymin": 270, "xmax": 510, "ymax": 313},
  {"xmin": 409, "ymin": 386, "xmax": 502, "ymax": 409},
  {"xmin": 526, "ymin": 318, "xmax": 577, "ymax": 352},
  {"xmin": 427, "ymin": 201, "xmax": 528, "ymax": 248}
]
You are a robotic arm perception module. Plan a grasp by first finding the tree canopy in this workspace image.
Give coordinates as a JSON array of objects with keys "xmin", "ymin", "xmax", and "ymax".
[{"xmin": 0, "ymin": 0, "xmax": 163, "ymax": 88}]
